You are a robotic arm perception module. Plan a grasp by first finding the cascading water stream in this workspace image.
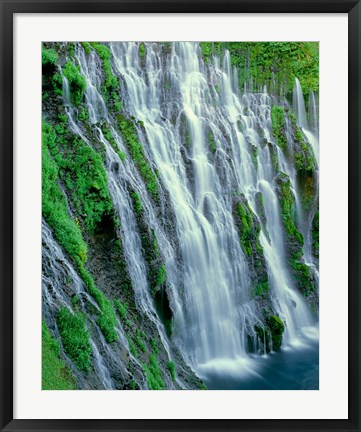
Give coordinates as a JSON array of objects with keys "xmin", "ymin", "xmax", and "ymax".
[
  {"xmin": 44, "ymin": 42, "xmax": 319, "ymax": 388},
  {"xmin": 42, "ymin": 220, "xmax": 133, "ymax": 389}
]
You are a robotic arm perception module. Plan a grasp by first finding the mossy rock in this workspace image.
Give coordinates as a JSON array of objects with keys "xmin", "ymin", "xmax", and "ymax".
[{"xmin": 267, "ymin": 315, "xmax": 285, "ymax": 351}]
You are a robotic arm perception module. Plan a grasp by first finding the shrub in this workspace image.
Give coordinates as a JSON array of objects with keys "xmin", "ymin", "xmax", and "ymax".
[
  {"xmin": 42, "ymin": 321, "xmax": 76, "ymax": 389},
  {"xmin": 62, "ymin": 61, "xmax": 86, "ymax": 106},
  {"xmin": 42, "ymin": 48, "xmax": 58, "ymax": 66},
  {"xmin": 143, "ymin": 354, "xmax": 165, "ymax": 390},
  {"xmin": 167, "ymin": 360, "xmax": 176, "ymax": 382},
  {"xmin": 271, "ymin": 106, "xmax": 287, "ymax": 149},
  {"xmin": 56, "ymin": 308, "xmax": 92, "ymax": 371},
  {"xmin": 116, "ymin": 115, "xmax": 159, "ymax": 201}
]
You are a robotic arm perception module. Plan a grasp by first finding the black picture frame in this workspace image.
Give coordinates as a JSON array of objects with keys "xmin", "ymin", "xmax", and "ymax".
[{"xmin": 1, "ymin": 1, "xmax": 360, "ymax": 431}]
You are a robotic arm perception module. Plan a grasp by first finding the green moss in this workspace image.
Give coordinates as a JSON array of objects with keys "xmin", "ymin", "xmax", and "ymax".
[
  {"xmin": 167, "ymin": 360, "xmax": 176, "ymax": 382},
  {"xmin": 235, "ymin": 201, "xmax": 254, "ymax": 256},
  {"xmin": 134, "ymin": 329, "xmax": 146, "ymax": 353},
  {"xmin": 139, "ymin": 43, "xmax": 146, "ymax": 58},
  {"xmin": 42, "ymin": 321, "xmax": 76, "ymax": 390},
  {"xmin": 116, "ymin": 114, "xmax": 159, "ymax": 201},
  {"xmin": 156, "ymin": 264, "xmax": 167, "ymax": 287},
  {"xmin": 128, "ymin": 337, "xmax": 137, "ymax": 357},
  {"xmin": 143, "ymin": 354, "xmax": 165, "ymax": 390},
  {"xmin": 101, "ymin": 122, "xmax": 126, "ymax": 161},
  {"xmin": 78, "ymin": 106, "xmax": 89, "ymax": 122},
  {"xmin": 131, "ymin": 192, "xmax": 143, "ymax": 214},
  {"xmin": 252, "ymin": 280, "xmax": 269, "ymax": 297},
  {"xmin": 54, "ymin": 131, "xmax": 114, "ymax": 234},
  {"xmin": 208, "ymin": 130, "xmax": 217, "ymax": 153},
  {"xmin": 200, "ymin": 42, "xmax": 318, "ymax": 97},
  {"xmin": 42, "ymin": 122, "xmax": 88, "ymax": 263},
  {"xmin": 114, "ymin": 300, "xmax": 128, "ymax": 320},
  {"xmin": 77, "ymin": 263, "xmax": 118, "ymax": 343},
  {"xmin": 271, "ymin": 106, "xmax": 287, "ymax": 150},
  {"xmin": 267, "ymin": 315, "xmax": 285, "ymax": 351},
  {"xmin": 42, "ymin": 48, "xmax": 58, "ymax": 66},
  {"xmin": 90, "ymin": 43, "xmax": 120, "ymax": 107},
  {"xmin": 56, "ymin": 308, "xmax": 92, "ymax": 371},
  {"xmin": 81, "ymin": 42, "xmax": 92, "ymax": 55},
  {"xmin": 150, "ymin": 338, "xmax": 159, "ymax": 355},
  {"xmin": 62, "ymin": 61, "xmax": 86, "ymax": 106},
  {"xmin": 277, "ymin": 173, "xmax": 304, "ymax": 245}
]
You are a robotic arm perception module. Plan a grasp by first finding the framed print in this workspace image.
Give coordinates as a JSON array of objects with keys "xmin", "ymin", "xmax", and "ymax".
[{"xmin": 1, "ymin": 1, "xmax": 360, "ymax": 431}]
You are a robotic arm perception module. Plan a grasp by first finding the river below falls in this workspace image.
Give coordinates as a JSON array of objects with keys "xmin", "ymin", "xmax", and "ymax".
[{"xmin": 200, "ymin": 327, "xmax": 319, "ymax": 390}]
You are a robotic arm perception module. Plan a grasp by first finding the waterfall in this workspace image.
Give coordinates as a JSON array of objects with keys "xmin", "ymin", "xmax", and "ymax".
[
  {"xmin": 43, "ymin": 42, "xmax": 319, "ymax": 388},
  {"xmin": 42, "ymin": 220, "xmax": 138, "ymax": 389},
  {"xmin": 293, "ymin": 77, "xmax": 308, "ymax": 129}
]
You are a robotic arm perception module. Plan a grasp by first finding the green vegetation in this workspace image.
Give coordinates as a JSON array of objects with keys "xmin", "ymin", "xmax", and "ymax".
[
  {"xmin": 235, "ymin": 200, "xmax": 261, "ymax": 257},
  {"xmin": 42, "ymin": 321, "xmax": 76, "ymax": 390},
  {"xmin": 167, "ymin": 360, "xmax": 176, "ymax": 382},
  {"xmin": 134, "ymin": 329, "xmax": 146, "ymax": 353},
  {"xmin": 208, "ymin": 130, "xmax": 217, "ymax": 153},
  {"xmin": 143, "ymin": 354, "xmax": 165, "ymax": 390},
  {"xmin": 139, "ymin": 43, "xmax": 146, "ymax": 58},
  {"xmin": 156, "ymin": 264, "xmax": 167, "ymax": 287},
  {"xmin": 56, "ymin": 308, "xmax": 92, "ymax": 371},
  {"xmin": 271, "ymin": 106, "xmax": 287, "ymax": 150},
  {"xmin": 81, "ymin": 42, "xmax": 92, "ymax": 55},
  {"xmin": 45, "ymin": 120, "xmax": 113, "ymax": 234},
  {"xmin": 289, "ymin": 113, "xmax": 316, "ymax": 173},
  {"xmin": 101, "ymin": 122, "xmax": 126, "ymax": 161},
  {"xmin": 78, "ymin": 106, "xmax": 89, "ymax": 122},
  {"xmin": 131, "ymin": 192, "xmax": 143, "ymax": 214},
  {"xmin": 42, "ymin": 48, "xmax": 58, "ymax": 66},
  {"xmin": 90, "ymin": 43, "xmax": 121, "ymax": 110},
  {"xmin": 116, "ymin": 114, "xmax": 159, "ymax": 201},
  {"xmin": 42, "ymin": 122, "xmax": 88, "ymax": 263},
  {"xmin": 276, "ymin": 173, "xmax": 303, "ymax": 245},
  {"xmin": 200, "ymin": 42, "xmax": 319, "ymax": 97},
  {"xmin": 62, "ymin": 61, "xmax": 86, "ymax": 106},
  {"xmin": 77, "ymin": 265, "xmax": 118, "ymax": 343},
  {"xmin": 252, "ymin": 280, "xmax": 269, "ymax": 297},
  {"xmin": 43, "ymin": 121, "xmax": 118, "ymax": 343},
  {"xmin": 114, "ymin": 299, "xmax": 128, "ymax": 320},
  {"xmin": 151, "ymin": 338, "xmax": 159, "ymax": 355},
  {"xmin": 267, "ymin": 315, "xmax": 285, "ymax": 351}
]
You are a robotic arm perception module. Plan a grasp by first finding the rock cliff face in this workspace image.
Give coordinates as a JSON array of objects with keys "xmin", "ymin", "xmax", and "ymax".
[{"xmin": 42, "ymin": 42, "xmax": 319, "ymax": 390}]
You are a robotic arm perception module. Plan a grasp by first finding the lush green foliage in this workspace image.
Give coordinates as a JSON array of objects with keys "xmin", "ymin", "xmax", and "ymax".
[
  {"xmin": 42, "ymin": 321, "xmax": 76, "ymax": 389},
  {"xmin": 167, "ymin": 360, "xmax": 176, "ymax": 382},
  {"xmin": 116, "ymin": 114, "xmax": 159, "ymax": 201},
  {"xmin": 42, "ymin": 48, "xmax": 58, "ymax": 66},
  {"xmin": 267, "ymin": 315, "xmax": 285, "ymax": 351},
  {"xmin": 90, "ymin": 43, "xmax": 121, "ymax": 110},
  {"xmin": 143, "ymin": 354, "xmax": 165, "ymax": 390},
  {"xmin": 139, "ymin": 43, "xmax": 146, "ymax": 58},
  {"xmin": 42, "ymin": 122, "xmax": 88, "ymax": 263},
  {"xmin": 101, "ymin": 122, "xmax": 126, "ymax": 161},
  {"xmin": 131, "ymin": 192, "xmax": 143, "ymax": 214},
  {"xmin": 114, "ymin": 300, "xmax": 128, "ymax": 320},
  {"xmin": 77, "ymin": 263, "xmax": 118, "ymax": 343},
  {"xmin": 208, "ymin": 130, "xmax": 216, "ymax": 153},
  {"xmin": 43, "ymin": 121, "xmax": 118, "ymax": 343},
  {"xmin": 276, "ymin": 173, "xmax": 304, "ymax": 245},
  {"xmin": 81, "ymin": 42, "xmax": 92, "ymax": 55},
  {"xmin": 62, "ymin": 61, "xmax": 86, "ymax": 106},
  {"xmin": 271, "ymin": 106, "xmax": 287, "ymax": 150},
  {"xmin": 46, "ymin": 118, "xmax": 113, "ymax": 234},
  {"xmin": 56, "ymin": 308, "xmax": 92, "ymax": 371},
  {"xmin": 235, "ymin": 201, "xmax": 261, "ymax": 257},
  {"xmin": 134, "ymin": 329, "xmax": 146, "ymax": 353},
  {"xmin": 78, "ymin": 106, "xmax": 89, "ymax": 122},
  {"xmin": 200, "ymin": 42, "xmax": 319, "ymax": 97}
]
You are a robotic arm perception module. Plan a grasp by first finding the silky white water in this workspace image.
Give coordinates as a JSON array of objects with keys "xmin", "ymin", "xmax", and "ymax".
[{"xmin": 43, "ymin": 42, "xmax": 319, "ymax": 385}]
